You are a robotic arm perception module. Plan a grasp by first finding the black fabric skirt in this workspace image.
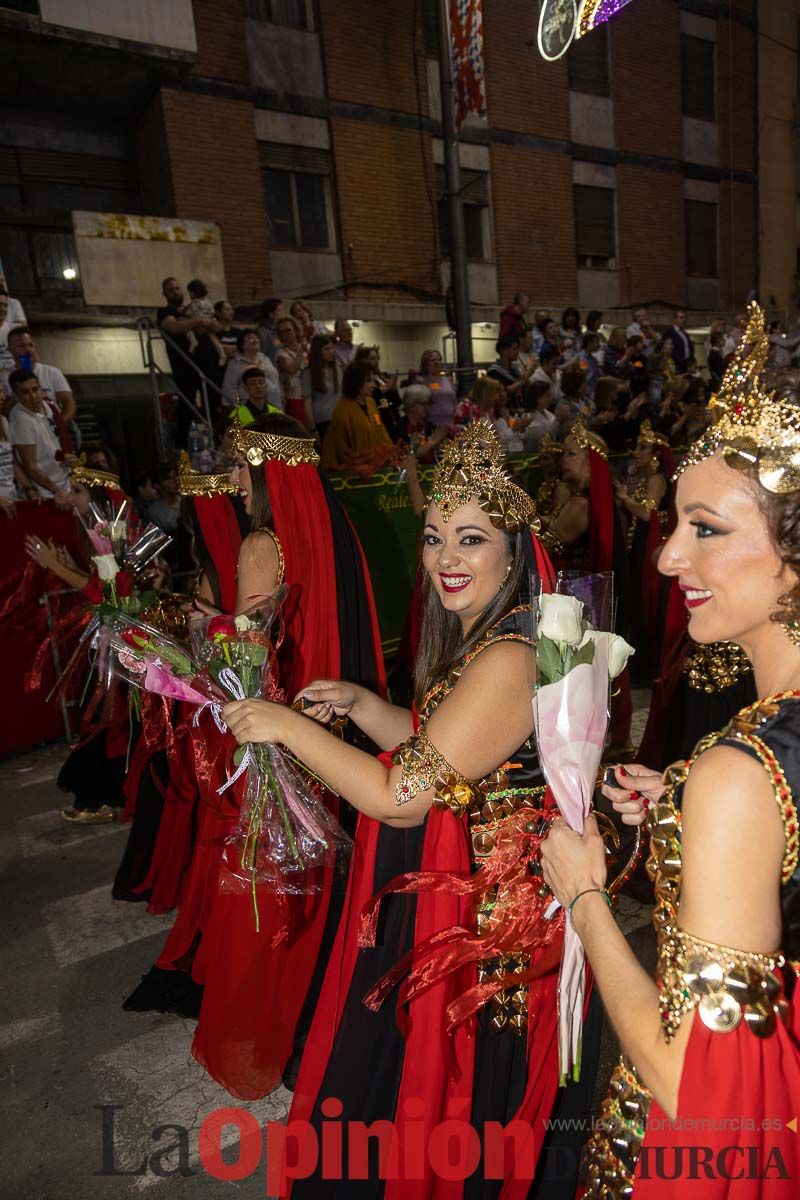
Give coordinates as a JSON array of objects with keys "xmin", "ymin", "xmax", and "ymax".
[
  {"xmin": 293, "ymin": 820, "xmax": 598, "ymax": 1199},
  {"xmin": 57, "ymin": 731, "xmax": 126, "ymax": 813}
]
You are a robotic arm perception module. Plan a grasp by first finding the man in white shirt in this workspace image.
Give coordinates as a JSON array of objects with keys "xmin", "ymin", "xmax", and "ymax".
[
  {"xmin": 0, "ymin": 289, "xmax": 26, "ymax": 372},
  {"xmin": 8, "ymin": 369, "xmax": 71, "ymax": 500},
  {"xmin": 1, "ymin": 327, "xmax": 76, "ymax": 422}
]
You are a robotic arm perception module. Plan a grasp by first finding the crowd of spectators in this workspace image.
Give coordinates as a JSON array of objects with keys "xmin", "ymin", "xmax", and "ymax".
[{"xmin": 4, "ymin": 270, "xmax": 800, "ymax": 546}]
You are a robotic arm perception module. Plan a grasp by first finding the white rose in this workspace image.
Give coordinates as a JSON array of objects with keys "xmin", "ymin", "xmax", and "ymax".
[
  {"xmin": 537, "ymin": 593, "xmax": 584, "ymax": 646},
  {"xmin": 94, "ymin": 554, "xmax": 120, "ymax": 582},
  {"xmin": 234, "ymin": 614, "xmax": 252, "ymax": 632},
  {"xmin": 579, "ymin": 630, "xmax": 635, "ymax": 680}
]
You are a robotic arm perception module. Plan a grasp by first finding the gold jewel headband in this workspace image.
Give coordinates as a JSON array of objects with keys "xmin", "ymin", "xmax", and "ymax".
[
  {"xmin": 177, "ymin": 451, "xmax": 238, "ymax": 497},
  {"xmin": 429, "ymin": 419, "xmax": 539, "ymax": 534},
  {"xmin": 677, "ymin": 302, "xmax": 800, "ymax": 493},
  {"xmin": 70, "ymin": 455, "xmax": 121, "ymax": 490},
  {"xmin": 229, "ymin": 419, "xmax": 320, "ymax": 468},
  {"xmin": 568, "ymin": 416, "xmax": 609, "ymax": 461},
  {"xmin": 637, "ymin": 419, "xmax": 669, "ymax": 449}
]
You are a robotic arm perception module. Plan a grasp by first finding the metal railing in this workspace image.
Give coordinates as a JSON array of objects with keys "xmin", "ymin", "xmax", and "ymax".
[{"xmin": 136, "ymin": 317, "xmax": 225, "ymax": 458}]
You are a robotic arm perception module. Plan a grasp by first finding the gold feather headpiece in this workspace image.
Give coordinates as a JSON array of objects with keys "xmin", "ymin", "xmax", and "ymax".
[
  {"xmin": 429, "ymin": 420, "xmax": 539, "ymax": 534},
  {"xmin": 228, "ymin": 418, "xmax": 319, "ymax": 468},
  {"xmin": 677, "ymin": 302, "xmax": 800, "ymax": 493},
  {"xmin": 177, "ymin": 451, "xmax": 238, "ymax": 497}
]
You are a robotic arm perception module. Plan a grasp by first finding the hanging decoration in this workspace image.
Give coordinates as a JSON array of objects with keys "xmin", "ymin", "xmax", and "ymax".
[
  {"xmin": 536, "ymin": 0, "xmax": 639, "ymax": 62},
  {"xmin": 449, "ymin": 0, "xmax": 487, "ymax": 130},
  {"xmin": 577, "ymin": 0, "xmax": 637, "ymax": 37}
]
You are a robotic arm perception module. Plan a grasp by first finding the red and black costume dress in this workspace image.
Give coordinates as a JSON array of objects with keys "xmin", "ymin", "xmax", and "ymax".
[
  {"xmin": 113, "ymin": 487, "xmax": 246, "ymax": 903},
  {"xmin": 583, "ymin": 693, "xmax": 800, "ymax": 1197},
  {"xmin": 125, "ymin": 458, "xmax": 386, "ymax": 1104},
  {"xmin": 289, "ymin": 597, "xmax": 602, "ymax": 1199}
]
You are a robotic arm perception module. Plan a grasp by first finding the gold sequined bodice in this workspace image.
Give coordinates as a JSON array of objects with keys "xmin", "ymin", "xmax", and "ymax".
[{"xmin": 582, "ymin": 693, "xmax": 800, "ymax": 1197}]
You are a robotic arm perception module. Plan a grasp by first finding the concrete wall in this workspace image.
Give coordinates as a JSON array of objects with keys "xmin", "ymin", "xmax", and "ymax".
[
  {"xmin": 759, "ymin": 0, "xmax": 799, "ymax": 308},
  {"xmin": 38, "ymin": 0, "xmax": 197, "ymax": 53},
  {"xmin": 72, "ymin": 212, "xmax": 226, "ymax": 308}
]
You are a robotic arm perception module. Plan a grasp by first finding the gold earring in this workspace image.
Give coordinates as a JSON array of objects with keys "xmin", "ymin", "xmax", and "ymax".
[{"xmin": 785, "ymin": 620, "xmax": 800, "ymax": 648}]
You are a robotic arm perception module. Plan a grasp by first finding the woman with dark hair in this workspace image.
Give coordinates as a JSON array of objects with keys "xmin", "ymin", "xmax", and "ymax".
[
  {"xmin": 303, "ymin": 333, "xmax": 340, "ymax": 441},
  {"xmin": 112, "ymin": 458, "xmax": 245, "ymax": 909},
  {"xmin": 127, "ymin": 413, "xmax": 386, "ymax": 1105},
  {"xmin": 584, "ymin": 309, "xmax": 607, "ymax": 346},
  {"xmin": 540, "ymin": 418, "xmax": 633, "ymax": 753},
  {"xmin": 223, "ymin": 422, "xmax": 640, "ymax": 1196},
  {"xmin": 615, "ymin": 421, "xmax": 673, "ymax": 677},
  {"xmin": 544, "ymin": 305, "xmax": 800, "ymax": 1197},
  {"xmin": 321, "ymin": 360, "xmax": 392, "ymax": 474}
]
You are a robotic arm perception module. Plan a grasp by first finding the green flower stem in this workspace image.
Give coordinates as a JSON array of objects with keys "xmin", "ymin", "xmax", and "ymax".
[{"xmin": 239, "ymin": 742, "xmax": 305, "ymax": 933}]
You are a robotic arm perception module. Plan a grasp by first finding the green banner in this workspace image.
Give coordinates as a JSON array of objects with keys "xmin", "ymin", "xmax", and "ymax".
[{"xmin": 328, "ymin": 456, "xmax": 545, "ymax": 656}]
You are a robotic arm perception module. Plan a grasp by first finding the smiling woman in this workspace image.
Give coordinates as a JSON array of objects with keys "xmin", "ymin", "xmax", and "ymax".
[
  {"xmin": 541, "ymin": 305, "xmax": 800, "ymax": 1198},
  {"xmin": 219, "ymin": 421, "xmax": 646, "ymax": 1198}
]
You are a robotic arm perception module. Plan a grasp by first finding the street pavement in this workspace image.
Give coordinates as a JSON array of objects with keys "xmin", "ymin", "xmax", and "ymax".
[{"xmin": 1, "ymin": 710, "xmax": 654, "ymax": 1198}]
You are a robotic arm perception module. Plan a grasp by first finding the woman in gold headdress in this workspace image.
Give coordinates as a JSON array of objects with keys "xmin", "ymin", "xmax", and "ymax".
[
  {"xmin": 541, "ymin": 305, "xmax": 800, "ymax": 1198},
  {"xmin": 541, "ymin": 418, "xmax": 633, "ymax": 754},
  {"xmin": 614, "ymin": 421, "xmax": 673, "ymax": 676},
  {"xmin": 223, "ymin": 421, "xmax": 641, "ymax": 1198}
]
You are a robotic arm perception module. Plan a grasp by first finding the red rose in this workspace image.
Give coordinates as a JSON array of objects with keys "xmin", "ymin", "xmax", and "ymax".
[
  {"xmin": 207, "ymin": 616, "xmax": 236, "ymax": 639},
  {"xmin": 121, "ymin": 627, "xmax": 147, "ymax": 649},
  {"xmin": 116, "ymin": 570, "xmax": 134, "ymax": 598},
  {"xmin": 83, "ymin": 574, "xmax": 104, "ymax": 605}
]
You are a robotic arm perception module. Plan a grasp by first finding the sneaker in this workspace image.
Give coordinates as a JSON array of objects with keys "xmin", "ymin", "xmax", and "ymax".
[{"xmin": 60, "ymin": 805, "xmax": 116, "ymax": 825}]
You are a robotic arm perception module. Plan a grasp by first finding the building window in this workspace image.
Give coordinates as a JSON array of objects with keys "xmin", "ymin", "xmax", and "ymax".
[
  {"xmin": 685, "ymin": 199, "xmax": 718, "ymax": 277},
  {"xmin": 421, "ymin": 0, "xmax": 439, "ymax": 54},
  {"xmin": 568, "ymin": 24, "xmax": 610, "ymax": 97},
  {"xmin": 243, "ymin": 0, "xmax": 310, "ymax": 30},
  {"xmin": 262, "ymin": 169, "xmax": 332, "ymax": 249},
  {"xmin": 574, "ymin": 184, "xmax": 616, "ymax": 268},
  {"xmin": 436, "ymin": 167, "xmax": 492, "ymax": 263},
  {"xmin": 681, "ymin": 34, "xmax": 715, "ymax": 121},
  {"xmin": 260, "ymin": 144, "xmax": 335, "ymax": 251}
]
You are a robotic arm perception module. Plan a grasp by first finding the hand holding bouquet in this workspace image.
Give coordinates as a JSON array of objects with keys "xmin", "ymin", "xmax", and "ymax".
[{"xmin": 533, "ymin": 579, "xmax": 634, "ymax": 1083}]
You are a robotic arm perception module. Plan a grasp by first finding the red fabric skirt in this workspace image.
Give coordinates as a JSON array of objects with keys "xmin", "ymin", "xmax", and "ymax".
[{"xmin": 634, "ymin": 982, "xmax": 800, "ymax": 1197}]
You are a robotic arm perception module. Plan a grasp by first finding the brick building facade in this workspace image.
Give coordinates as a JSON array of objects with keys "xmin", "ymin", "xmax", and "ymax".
[{"xmin": 0, "ymin": 0, "xmax": 773, "ymax": 327}]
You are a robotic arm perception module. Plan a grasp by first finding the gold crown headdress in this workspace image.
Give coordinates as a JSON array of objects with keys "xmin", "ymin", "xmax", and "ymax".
[
  {"xmin": 177, "ymin": 451, "xmax": 238, "ymax": 497},
  {"xmin": 538, "ymin": 433, "xmax": 563, "ymax": 455},
  {"xmin": 637, "ymin": 419, "xmax": 669, "ymax": 449},
  {"xmin": 677, "ymin": 302, "xmax": 800, "ymax": 493},
  {"xmin": 567, "ymin": 417, "xmax": 609, "ymax": 461},
  {"xmin": 70, "ymin": 454, "xmax": 121, "ymax": 490},
  {"xmin": 229, "ymin": 418, "xmax": 319, "ymax": 468},
  {"xmin": 429, "ymin": 420, "xmax": 539, "ymax": 534}
]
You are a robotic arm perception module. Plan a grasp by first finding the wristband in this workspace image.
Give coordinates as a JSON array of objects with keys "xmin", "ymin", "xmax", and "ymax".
[{"xmin": 567, "ymin": 887, "xmax": 611, "ymax": 917}]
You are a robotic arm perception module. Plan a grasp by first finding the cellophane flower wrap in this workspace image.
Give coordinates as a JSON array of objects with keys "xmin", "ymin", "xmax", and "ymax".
[
  {"xmin": 81, "ymin": 496, "xmax": 173, "ymax": 621},
  {"xmin": 191, "ymin": 604, "xmax": 352, "ymax": 929},
  {"xmin": 532, "ymin": 573, "xmax": 634, "ymax": 1083}
]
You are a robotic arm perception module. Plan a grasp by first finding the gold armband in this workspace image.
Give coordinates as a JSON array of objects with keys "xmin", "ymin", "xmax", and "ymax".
[
  {"xmin": 539, "ymin": 529, "xmax": 565, "ymax": 558},
  {"xmin": 392, "ymin": 727, "xmax": 478, "ymax": 811},
  {"xmin": 659, "ymin": 925, "xmax": 786, "ymax": 1041}
]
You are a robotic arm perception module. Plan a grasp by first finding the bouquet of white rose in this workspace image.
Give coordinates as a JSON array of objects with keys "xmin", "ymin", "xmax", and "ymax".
[{"xmin": 533, "ymin": 574, "xmax": 634, "ymax": 1083}]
